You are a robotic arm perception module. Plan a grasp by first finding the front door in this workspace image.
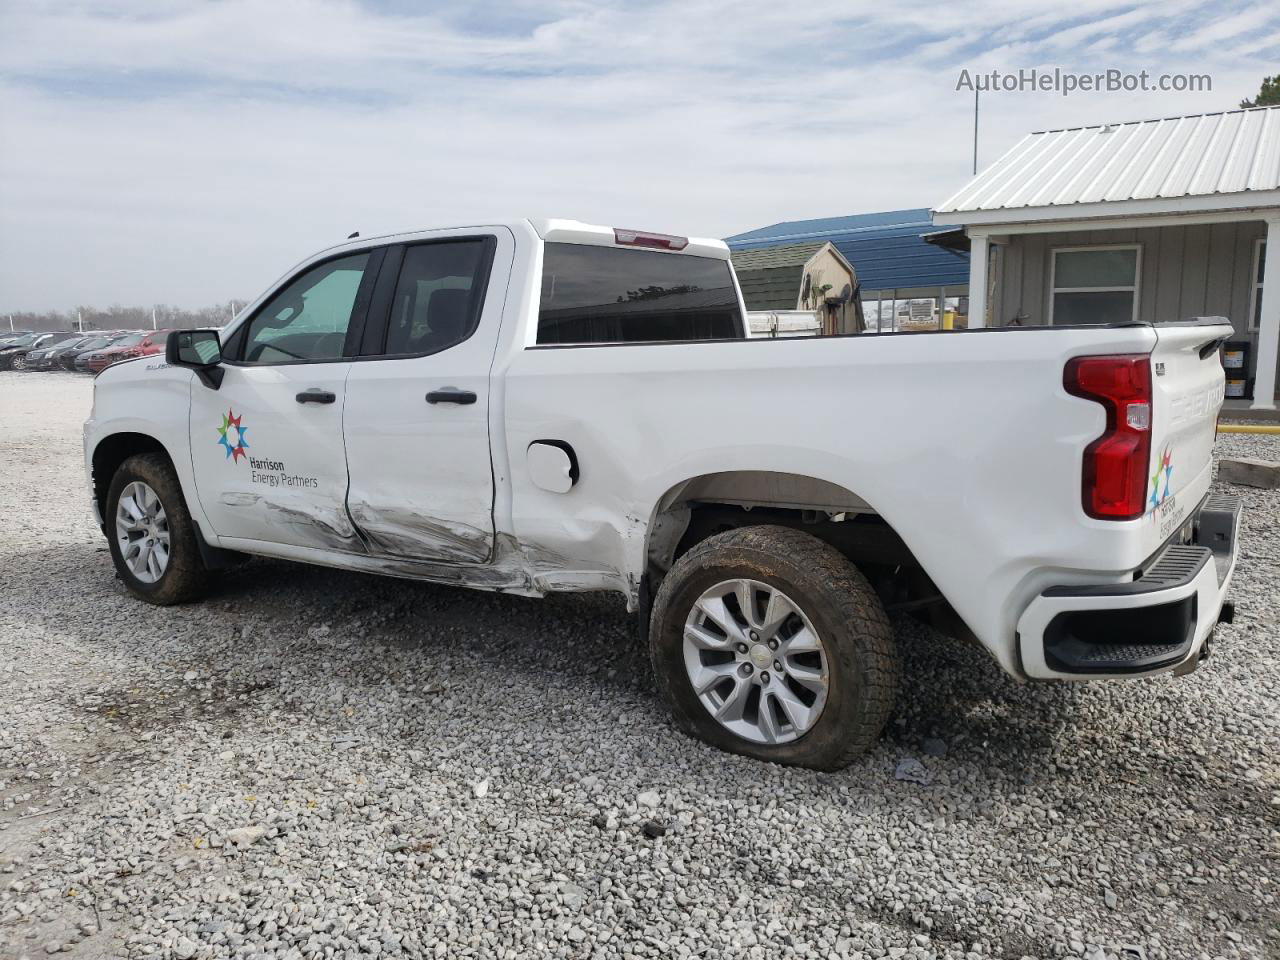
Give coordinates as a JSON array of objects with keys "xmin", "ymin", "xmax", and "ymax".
[
  {"xmin": 342, "ymin": 231, "xmax": 511, "ymax": 563},
  {"xmin": 188, "ymin": 251, "xmax": 377, "ymax": 554}
]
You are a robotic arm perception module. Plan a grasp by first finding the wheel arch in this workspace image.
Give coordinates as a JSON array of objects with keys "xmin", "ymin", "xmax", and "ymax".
[
  {"xmin": 91, "ymin": 432, "xmax": 174, "ymax": 523},
  {"xmin": 641, "ymin": 469, "xmax": 979, "ymax": 661},
  {"xmin": 644, "ymin": 470, "xmax": 904, "ymax": 574}
]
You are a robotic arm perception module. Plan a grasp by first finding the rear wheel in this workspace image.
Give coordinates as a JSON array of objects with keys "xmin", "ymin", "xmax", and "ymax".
[
  {"xmin": 649, "ymin": 525, "xmax": 897, "ymax": 770},
  {"xmin": 106, "ymin": 454, "xmax": 212, "ymax": 605},
  {"xmin": 11, "ymin": 354, "xmax": 28, "ymax": 370}
]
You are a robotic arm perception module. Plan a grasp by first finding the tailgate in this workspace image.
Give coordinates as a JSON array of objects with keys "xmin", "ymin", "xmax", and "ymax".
[{"xmin": 1146, "ymin": 319, "xmax": 1232, "ymax": 540}]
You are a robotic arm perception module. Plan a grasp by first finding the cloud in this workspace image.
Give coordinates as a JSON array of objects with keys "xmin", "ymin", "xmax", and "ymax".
[{"xmin": 0, "ymin": 0, "xmax": 1276, "ymax": 309}]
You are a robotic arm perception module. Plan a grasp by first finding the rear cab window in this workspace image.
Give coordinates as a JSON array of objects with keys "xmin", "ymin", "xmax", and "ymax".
[{"xmin": 537, "ymin": 243, "xmax": 744, "ymax": 345}]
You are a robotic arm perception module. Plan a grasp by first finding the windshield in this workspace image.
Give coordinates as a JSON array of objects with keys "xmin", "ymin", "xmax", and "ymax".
[{"xmin": 112, "ymin": 334, "xmax": 146, "ymax": 348}]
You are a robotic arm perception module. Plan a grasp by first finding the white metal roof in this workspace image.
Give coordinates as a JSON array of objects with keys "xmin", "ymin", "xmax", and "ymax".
[{"xmin": 933, "ymin": 106, "xmax": 1280, "ymax": 226}]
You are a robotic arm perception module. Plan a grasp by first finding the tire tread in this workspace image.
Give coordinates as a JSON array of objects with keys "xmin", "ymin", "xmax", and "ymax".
[{"xmin": 650, "ymin": 524, "xmax": 898, "ymax": 770}]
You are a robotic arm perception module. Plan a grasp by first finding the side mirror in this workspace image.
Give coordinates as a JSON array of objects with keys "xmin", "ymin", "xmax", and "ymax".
[{"xmin": 167, "ymin": 329, "xmax": 224, "ymax": 389}]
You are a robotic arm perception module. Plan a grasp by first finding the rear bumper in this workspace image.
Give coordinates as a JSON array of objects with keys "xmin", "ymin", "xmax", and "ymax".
[{"xmin": 1017, "ymin": 493, "xmax": 1240, "ymax": 680}]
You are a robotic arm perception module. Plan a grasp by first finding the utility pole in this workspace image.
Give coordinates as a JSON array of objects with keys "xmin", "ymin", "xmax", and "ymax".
[
  {"xmin": 152, "ymin": 307, "xmax": 157, "ymax": 330},
  {"xmin": 77, "ymin": 310, "xmax": 83, "ymax": 333},
  {"xmin": 972, "ymin": 89, "xmax": 980, "ymax": 175},
  {"xmin": 7, "ymin": 315, "xmax": 12, "ymax": 333}
]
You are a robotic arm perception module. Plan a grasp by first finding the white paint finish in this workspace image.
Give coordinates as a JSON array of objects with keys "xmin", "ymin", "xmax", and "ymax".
[
  {"xmin": 342, "ymin": 227, "xmax": 516, "ymax": 562},
  {"xmin": 500, "ymin": 321, "xmax": 1233, "ymax": 679},
  {"xmin": 1016, "ymin": 555, "xmax": 1229, "ymax": 681},
  {"xmin": 187, "ymin": 362, "xmax": 357, "ymax": 550},
  {"xmin": 84, "ymin": 218, "xmax": 1236, "ymax": 684},
  {"xmin": 83, "ymin": 361, "xmax": 215, "ymax": 536},
  {"xmin": 967, "ymin": 234, "xmax": 989, "ymax": 328},
  {"xmin": 527, "ymin": 442, "xmax": 575, "ymax": 494},
  {"xmin": 1252, "ymin": 219, "xmax": 1280, "ymax": 410},
  {"xmin": 528, "ymin": 218, "xmax": 731, "ymax": 261},
  {"xmin": 935, "ymin": 107, "xmax": 1280, "ymax": 223}
]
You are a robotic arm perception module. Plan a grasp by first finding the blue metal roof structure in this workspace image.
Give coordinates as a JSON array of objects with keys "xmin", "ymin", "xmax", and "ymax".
[{"xmin": 725, "ymin": 208, "xmax": 969, "ymax": 291}]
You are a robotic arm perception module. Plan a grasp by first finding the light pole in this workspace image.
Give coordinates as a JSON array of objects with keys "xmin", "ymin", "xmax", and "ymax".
[{"xmin": 972, "ymin": 88, "xmax": 980, "ymax": 175}]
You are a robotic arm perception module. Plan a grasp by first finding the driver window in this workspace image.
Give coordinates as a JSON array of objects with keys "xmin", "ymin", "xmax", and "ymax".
[{"xmin": 241, "ymin": 253, "xmax": 370, "ymax": 364}]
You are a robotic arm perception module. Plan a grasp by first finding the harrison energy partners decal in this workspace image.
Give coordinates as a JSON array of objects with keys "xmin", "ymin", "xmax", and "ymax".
[
  {"xmin": 1149, "ymin": 443, "xmax": 1184, "ymax": 538},
  {"xmin": 216, "ymin": 409, "xmax": 320, "ymax": 489}
]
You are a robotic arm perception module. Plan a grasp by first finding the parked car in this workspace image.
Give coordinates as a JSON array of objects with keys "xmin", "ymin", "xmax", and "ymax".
[
  {"xmin": 21, "ymin": 335, "xmax": 93, "ymax": 370},
  {"xmin": 60, "ymin": 334, "xmax": 127, "ymax": 371},
  {"xmin": 44, "ymin": 336, "xmax": 103, "ymax": 370},
  {"xmin": 84, "ymin": 219, "xmax": 1240, "ymax": 770},
  {"xmin": 85, "ymin": 330, "xmax": 175, "ymax": 374},
  {"xmin": 0, "ymin": 332, "xmax": 64, "ymax": 370}
]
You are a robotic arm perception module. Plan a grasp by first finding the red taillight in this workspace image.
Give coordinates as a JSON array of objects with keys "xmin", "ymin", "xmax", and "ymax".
[
  {"xmin": 613, "ymin": 228, "xmax": 688, "ymax": 251},
  {"xmin": 1064, "ymin": 354, "xmax": 1152, "ymax": 520}
]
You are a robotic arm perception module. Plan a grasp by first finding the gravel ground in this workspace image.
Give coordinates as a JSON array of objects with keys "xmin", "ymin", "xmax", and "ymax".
[{"xmin": 0, "ymin": 370, "xmax": 1277, "ymax": 960}]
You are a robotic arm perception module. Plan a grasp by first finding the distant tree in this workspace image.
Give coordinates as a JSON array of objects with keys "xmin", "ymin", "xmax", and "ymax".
[
  {"xmin": 2, "ymin": 301, "xmax": 248, "ymax": 333},
  {"xmin": 1240, "ymin": 75, "xmax": 1280, "ymax": 108}
]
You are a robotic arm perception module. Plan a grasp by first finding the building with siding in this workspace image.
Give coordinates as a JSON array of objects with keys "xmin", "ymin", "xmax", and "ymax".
[
  {"xmin": 729, "ymin": 242, "xmax": 863, "ymax": 334},
  {"xmin": 727, "ymin": 209, "xmax": 970, "ymax": 330},
  {"xmin": 933, "ymin": 105, "xmax": 1280, "ymax": 410}
]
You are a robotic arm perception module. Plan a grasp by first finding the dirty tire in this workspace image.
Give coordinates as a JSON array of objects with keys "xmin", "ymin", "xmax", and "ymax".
[
  {"xmin": 649, "ymin": 525, "xmax": 897, "ymax": 770},
  {"xmin": 106, "ymin": 453, "xmax": 212, "ymax": 606}
]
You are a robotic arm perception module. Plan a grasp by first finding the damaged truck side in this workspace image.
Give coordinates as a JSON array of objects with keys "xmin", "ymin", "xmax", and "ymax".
[{"xmin": 84, "ymin": 218, "xmax": 1241, "ymax": 770}]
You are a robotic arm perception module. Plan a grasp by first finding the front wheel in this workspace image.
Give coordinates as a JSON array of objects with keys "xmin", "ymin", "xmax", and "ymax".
[
  {"xmin": 11, "ymin": 354, "xmax": 28, "ymax": 370},
  {"xmin": 106, "ymin": 453, "xmax": 213, "ymax": 605},
  {"xmin": 649, "ymin": 525, "xmax": 898, "ymax": 770}
]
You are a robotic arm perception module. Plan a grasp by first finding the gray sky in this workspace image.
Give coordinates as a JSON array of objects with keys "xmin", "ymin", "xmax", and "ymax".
[{"xmin": 1, "ymin": 0, "xmax": 1277, "ymax": 311}]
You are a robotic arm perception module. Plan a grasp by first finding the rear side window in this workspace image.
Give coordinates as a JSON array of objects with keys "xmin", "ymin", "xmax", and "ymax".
[
  {"xmin": 384, "ymin": 240, "xmax": 492, "ymax": 356},
  {"xmin": 537, "ymin": 243, "xmax": 743, "ymax": 345}
]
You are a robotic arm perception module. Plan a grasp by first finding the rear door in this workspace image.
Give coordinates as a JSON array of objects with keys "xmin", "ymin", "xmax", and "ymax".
[
  {"xmin": 188, "ymin": 249, "xmax": 380, "ymax": 553},
  {"xmin": 1146, "ymin": 319, "xmax": 1234, "ymax": 539},
  {"xmin": 341, "ymin": 229, "xmax": 511, "ymax": 563}
]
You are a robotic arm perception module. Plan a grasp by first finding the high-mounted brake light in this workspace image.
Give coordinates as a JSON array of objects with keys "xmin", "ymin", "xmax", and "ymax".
[
  {"xmin": 613, "ymin": 228, "xmax": 688, "ymax": 251},
  {"xmin": 1064, "ymin": 354, "xmax": 1152, "ymax": 520}
]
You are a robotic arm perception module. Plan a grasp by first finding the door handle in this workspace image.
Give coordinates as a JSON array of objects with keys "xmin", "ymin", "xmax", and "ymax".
[
  {"xmin": 296, "ymin": 388, "xmax": 336, "ymax": 404},
  {"xmin": 426, "ymin": 387, "xmax": 477, "ymax": 405}
]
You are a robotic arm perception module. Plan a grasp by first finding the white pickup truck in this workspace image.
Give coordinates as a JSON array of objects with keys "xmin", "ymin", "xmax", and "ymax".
[{"xmin": 84, "ymin": 219, "xmax": 1241, "ymax": 769}]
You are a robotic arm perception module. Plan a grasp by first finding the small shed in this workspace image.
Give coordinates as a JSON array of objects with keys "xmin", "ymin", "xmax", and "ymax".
[
  {"xmin": 727, "ymin": 209, "xmax": 971, "ymax": 331},
  {"xmin": 730, "ymin": 241, "xmax": 863, "ymax": 334},
  {"xmin": 933, "ymin": 106, "xmax": 1280, "ymax": 410}
]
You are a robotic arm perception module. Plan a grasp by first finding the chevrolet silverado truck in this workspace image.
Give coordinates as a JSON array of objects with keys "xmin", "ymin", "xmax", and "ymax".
[{"xmin": 83, "ymin": 219, "xmax": 1240, "ymax": 769}]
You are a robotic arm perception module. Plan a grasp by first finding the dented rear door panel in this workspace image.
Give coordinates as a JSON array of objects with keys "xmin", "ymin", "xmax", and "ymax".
[{"xmin": 342, "ymin": 228, "xmax": 515, "ymax": 563}]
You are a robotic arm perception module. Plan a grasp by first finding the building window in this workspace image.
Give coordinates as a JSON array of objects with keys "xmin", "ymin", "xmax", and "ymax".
[
  {"xmin": 1249, "ymin": 239, "xmax": 1266, "ymax": 332},
  {"xmin": 1049, "ymin": 245, "xmax": 1141, "ymax": 326}
]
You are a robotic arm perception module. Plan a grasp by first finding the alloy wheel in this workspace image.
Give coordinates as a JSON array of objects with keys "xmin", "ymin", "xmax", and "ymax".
[
  {"xmin": 115, "ymin": 481, "xmax": 171, "ymax": 583},
  {"xmin": 682, "ymin": 578, "xmax": 830, "ymax": 744}
]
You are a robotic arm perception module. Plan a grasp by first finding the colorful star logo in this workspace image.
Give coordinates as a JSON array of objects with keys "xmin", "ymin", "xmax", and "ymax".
[
  {"xmin": 217, "ymin": 409, "xmax": 249, "ymax": 463},
  {"xmin": 1148, "ymin": 445, "xmax": 1173, "ymax": 511}
]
